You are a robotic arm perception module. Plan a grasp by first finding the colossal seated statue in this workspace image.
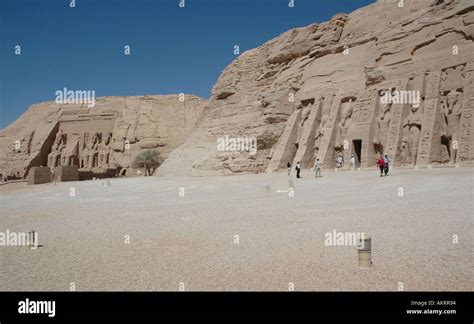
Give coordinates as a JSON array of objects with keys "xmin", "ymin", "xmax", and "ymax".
[
  {"xmin": 61, "ymin": 137, "xmax": 80, "ymax": 167},
  {"xmin": 48, "ymin": 129, "xmax": 66, "ymax": 168},
  {"xmin": 80, "ymin": 132, "xmax": 99, "ymax": 169},
  {"xmin": 98, "ymin": 132, "xmax": 113, "ymax": 168}
]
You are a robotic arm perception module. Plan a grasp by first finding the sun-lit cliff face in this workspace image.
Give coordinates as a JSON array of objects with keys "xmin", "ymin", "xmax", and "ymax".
[
  {"xmin": 158, "ymin": 0, "xmax": 474, "ymax": 176},
  {"xmin": 0, "ymin": 95, "xmax": 207, "ymax": 179},
  {"xmin": 2, "ymin": 0, "xmax": 474, "ymax": 180}
]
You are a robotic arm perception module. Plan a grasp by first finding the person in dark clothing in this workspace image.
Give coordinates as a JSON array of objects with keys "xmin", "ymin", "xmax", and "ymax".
[
  {"xmin": 383, "ymin": 153, "xmax": 390, "ymax": 176},
  {"xmin": 287, "ymin": 162, "xmax": 291, "ymax": 176},
  {"xmin": 295, "ymin": 161, "xmax": 302, "ymax": 178}
]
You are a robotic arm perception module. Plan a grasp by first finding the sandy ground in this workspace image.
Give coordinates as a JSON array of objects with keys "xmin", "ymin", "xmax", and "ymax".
[{"xmin": 0, "ymin": 167, "xmax": 473, "ymax": 291}]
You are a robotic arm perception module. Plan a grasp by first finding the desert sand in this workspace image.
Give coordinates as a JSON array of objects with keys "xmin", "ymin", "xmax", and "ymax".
[{"xmin": 0, "ymin": 167, "xmax": 472, "ymax": 291}]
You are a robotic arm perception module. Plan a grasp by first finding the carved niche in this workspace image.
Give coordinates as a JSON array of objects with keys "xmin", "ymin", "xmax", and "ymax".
[{"xmin": 439, "ymin": 64, "xmax": 465, "ymax": 164}]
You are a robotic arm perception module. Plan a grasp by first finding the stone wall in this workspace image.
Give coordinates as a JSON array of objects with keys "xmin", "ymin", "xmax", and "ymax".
[
  {"xmin": 27, "ymin": 167, "xmax": 51, "ymax": 185},
  {"xmin": 54, "ymin": 166, "xmax": 79, "ymax": 182}
]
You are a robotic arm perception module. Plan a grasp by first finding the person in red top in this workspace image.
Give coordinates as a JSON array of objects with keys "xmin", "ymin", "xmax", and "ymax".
[{"xmin": 377, "ymin": 156, "xmax": 385, "ymax": 177}]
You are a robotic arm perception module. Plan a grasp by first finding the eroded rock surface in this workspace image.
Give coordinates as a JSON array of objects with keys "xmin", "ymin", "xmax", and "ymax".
[
  {"xmin": 0, "ymin": 95, "xmax": 206, "ymax": 180},
  {"xmin": 159, "ymin": 0, "xmax": 474, "ymax": 176}
]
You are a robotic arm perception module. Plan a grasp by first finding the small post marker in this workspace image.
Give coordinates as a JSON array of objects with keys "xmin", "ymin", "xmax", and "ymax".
[
  {"xmin": 29, "ymin": 230, "xmax": 38, "ymax": 249},
  {"xmin": 358, "ymin": 235, "xmax": 372, "ymax": 268}
]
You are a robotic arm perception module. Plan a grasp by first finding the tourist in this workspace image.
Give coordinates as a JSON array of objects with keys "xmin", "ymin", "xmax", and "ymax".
[
  {"xmin": 377, "ymin": 156, "xmax": 385, "ymax": 177},
  {"xmin": 295, "ymin": 161, "xmax": 302, "ymax": 178},
  {"xmin": 51, "ymin": 168, "xmax": 56, "ymax": 185},
  {"xmin": 383, "ymin": 153, "xmax": 390, "ymax": 176},
  {"xmin": 287, "ymin": 162, "xmax": 291, "ymax": 176},
  {"xmin": 314, "ymin": 158, "xmax": 322, "ymax": 178},
  {"xmin": 350, "ymin": 155, "xmax": 356, "ymax": 170},
  {"xmin": 335, "ymin": 154, "xmax": 342, "ymax": 168},
  {"xmin": 338, "ymin": 154, "xmax": 344, "ymax": 168}
]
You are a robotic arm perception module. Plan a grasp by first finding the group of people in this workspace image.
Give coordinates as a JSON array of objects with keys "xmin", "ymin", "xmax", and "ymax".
[
  {"xmin": 377, "ymin": 153, "xmax": 390, "ymax": 177},
  {"xmin": 287, "ymin": 152, "xmax": 391, "ymax": 178},
  {"xmin": 335, "ymin": 154, "xmax": 358, "ymax": 170},
  {"xmin": 288, "ymin": 159, "xmax": 323, "ymax": 179}
]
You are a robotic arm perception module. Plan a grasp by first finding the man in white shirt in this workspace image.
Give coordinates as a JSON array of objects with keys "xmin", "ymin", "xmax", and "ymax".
[
  {"xmin": 350, "ymin": 155, "xmax": 356, "ymax": 170},
  {"xmin": 314, "ymin": 159, "xmax": 322, "ymax": 178}
]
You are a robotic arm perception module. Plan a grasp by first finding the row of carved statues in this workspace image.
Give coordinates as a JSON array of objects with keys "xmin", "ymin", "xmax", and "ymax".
[
  {"xmin": 341, "ymin": 89, "xmax": 461, "ymax": 165},
  {"xmin": 46, "ymin": 86, "xmax": 465, "ymax": 171},
  {"xmin": 48, "ymin": 130, "xmax": 113, "ymax": 169},
  {"xmin": 290, "ymin": 87, "xmax": 464, "ymax": 167}
]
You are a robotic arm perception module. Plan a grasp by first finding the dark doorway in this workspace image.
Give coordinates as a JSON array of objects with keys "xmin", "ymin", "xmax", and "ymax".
[{"xmin": 353, "ymin": 140, "xmax": 362, "ymax": 166}]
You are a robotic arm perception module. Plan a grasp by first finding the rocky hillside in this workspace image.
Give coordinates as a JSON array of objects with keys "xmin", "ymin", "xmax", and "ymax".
[
  {"xmin": 158, "ymin": 0, "xmax": 474, "ymax": 176},
  {"xmin": 0, "ymin": 95, "xmax": 207, "ymax": 179}
]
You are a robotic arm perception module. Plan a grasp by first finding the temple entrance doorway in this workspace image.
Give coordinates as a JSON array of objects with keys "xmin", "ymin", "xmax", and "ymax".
[{"xmin": 352, "ymin": 139, "xmax": 362, "ymax": 167}]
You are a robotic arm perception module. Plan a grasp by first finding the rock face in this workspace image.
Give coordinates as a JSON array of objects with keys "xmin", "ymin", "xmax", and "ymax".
[
  {"xmin": 0, "ymin": 95, "xmax": 206, "ymax": 180},
  {"xmin": 159, "ymin": 0, "xmax": 474, "ymax": 176}
]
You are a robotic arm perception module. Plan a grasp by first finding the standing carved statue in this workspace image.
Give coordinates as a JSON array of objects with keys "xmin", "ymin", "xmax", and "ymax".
[
  {"xmin": 440, "ymin": 89, "xmax": 462, "ymax": 164},
  {"xmin": 295, "ymin": 103, "xmax": 312, "ymax": 146},
  {"xmin": 314, "ymin": 114, "xmax": 328, "ymax": 158},
  {"xmin": 400, "ymin": 139, "xmax": 409, "ymax": 166},
  {"xmin": 335, "ymin": 99, "xmax": 353, "ymax": 150},
  {"xmin": 401, "ymin": 103, "xmax": 423, "ymax": 166},
  {"xmin": 373, "ymin": 100, "xmax": 392, "ymax": 154}
]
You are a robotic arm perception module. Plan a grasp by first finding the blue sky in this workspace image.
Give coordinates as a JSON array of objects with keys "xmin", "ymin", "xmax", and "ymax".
[{"xmin": 0, "ymin": 0, "xmax": 375, "ymax": 129}]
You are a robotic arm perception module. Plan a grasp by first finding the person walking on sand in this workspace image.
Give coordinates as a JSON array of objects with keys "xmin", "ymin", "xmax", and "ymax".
[
  {"xmin": 295, "ymin": 161, "xmax": 302, "ymax": 178},
  {"xmin": 314, "ymin": 158, "xmax": 322, "ymax": 178},
  {"xmin": 51, "ymin": 167, "xmax": 57, "ymax": 186},
  {"xmin": 287, "ymin": 162, "xmax": 291, "ymax": 176},
  {"xmin": 335, "ymin": 154, "xmax": 341, "ymax": 169},
  {"xmin": 383, "ymin": 153, "xmax": 390, "ymax": 176},
  {"xmin": 377, "ymin": 156, "xmax": 385, "ymax": 177},
  {"xmin": 350, "ymin": 155, "xmax": 356, "ymax": 170}
]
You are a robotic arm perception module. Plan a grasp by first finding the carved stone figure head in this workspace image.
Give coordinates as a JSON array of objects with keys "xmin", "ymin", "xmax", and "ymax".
[
  {"xmin": 103, "ymin": 132, "xmax": 112, "ymax": 145},
  {"xmin": 446, "ymin": 90, "xmax": 459, "ymax": 111},
  {"xmin": 340, "ymin": 99, "xmax": 354, "ymax": 119},
  {"xmin": 90, "ymin": 133, "xmax": 99, "ymax": 145},
  {"xmin": 320, "ymin": 114, "xmax": 328, "ymax": 127},
  {"xmin": 55, "ymin": 129, "xmax": 65, "ymax": 141},
  {"xmin": 411, "ymin": 103, "xmax": 420, "ymax": 113}
]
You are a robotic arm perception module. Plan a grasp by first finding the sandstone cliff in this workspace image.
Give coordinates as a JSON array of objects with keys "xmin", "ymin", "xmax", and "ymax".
[
  {"xmin": 158, "ymin": 0, "xmax": 474, "ymax": 176},
  {"xmin": 0, "ymin": 95, "xmax": 206, "ymax": 179}
]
